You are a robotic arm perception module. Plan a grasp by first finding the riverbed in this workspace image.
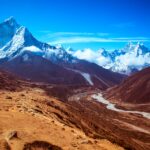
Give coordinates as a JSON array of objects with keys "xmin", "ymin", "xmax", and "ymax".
[{"xmin": 92, "ymin": 93, "xmax": 150, "ymax": 119}]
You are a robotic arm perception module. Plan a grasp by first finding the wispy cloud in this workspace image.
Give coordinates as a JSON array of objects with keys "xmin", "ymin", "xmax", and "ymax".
[
  {"xmin": 39, "ymin": 31, "xmax": 109, "ymax": 36},
  {"xmin": 41, "ymin": 32, "xmax": 109, "ymax": 40},
  {"xmin": 73, "ymin": 48, "xmax": 111, "ymax": 66},
  {"xmin": 38, "ymin": 31, "xmax": 150, "ymax": 45},
  {"xmin": 49, "ymin": 36, "xmax": 150, "ymax": 45}
]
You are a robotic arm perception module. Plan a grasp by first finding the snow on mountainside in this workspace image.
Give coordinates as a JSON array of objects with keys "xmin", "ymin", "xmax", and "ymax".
[
  {"xmin": 65, "ymin": 67, "xmax": 94, "ymax": 85},
  {"xmin": 0, "ymin": 26, "xmax": 47, "ymax": 59},
  {"xmin": 0, "ymin": 17, "xmax": 125, "ymax": 88},
  {"xmin": 0, "ymin": 18, "xmax": 76, "ymax": 63},
  {"xmin": 0, "ymin": 17, "xmax": 20, "ymax": 48},
  {"xmin": 109, "ymin": 43, "xmax": 150, "ymax": 74},
  {"xmin": 73, "ymin": 42, "xmax": 150, "ymax": 75},
  {"xmin": 1, "ymin": 17, "xmax": 149, "ymax": 75}
]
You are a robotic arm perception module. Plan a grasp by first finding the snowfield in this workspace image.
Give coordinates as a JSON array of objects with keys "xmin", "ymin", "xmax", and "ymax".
[
  {"xmin": 65, "ymin": 68, "xmax": 94, "ymax": 86},
  {"xmin": 22, "ymin": 46, "xmax": 43, "ymax": 53},
  {"xmin": 80, "ymin": 72, "xmax": 94, "ymax": 86}
]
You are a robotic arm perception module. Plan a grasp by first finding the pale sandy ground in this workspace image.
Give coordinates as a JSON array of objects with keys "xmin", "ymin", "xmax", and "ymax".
[{"xmin": 0, "ymin": 88, "xmax": 124, "ymax": 150}]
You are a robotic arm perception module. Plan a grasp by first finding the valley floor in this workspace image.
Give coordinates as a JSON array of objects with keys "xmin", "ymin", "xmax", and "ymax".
[
  {"xmin": 68, "ymin": 89, "xmax": 150, "ymax": 150},
  {"xmin": 0, "ymin": 85, "xmax": 150, "ymax": 150},
  {"xmin": 0, "ymin": 87, "xmax": 124, "ymax": 150}
]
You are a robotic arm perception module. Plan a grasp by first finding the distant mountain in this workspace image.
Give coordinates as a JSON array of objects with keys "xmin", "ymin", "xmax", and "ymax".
[
  {"xmin": 0, "ymin": 51, "xmax": 87, "ymax": 85},
  {"xmin": 73, "ymin": 42, "xmax": 150, "ymax": 75},
  {"xmin": 0, "ymin": 17, "xmax": 125, "ymax": 89},
  {"xmin": 105, "ymin": 67, "xmax": 150, "ymax": 103},
  {"xmin": 108, "ymin": 42, "xmax": 150, "ymax": 74}
]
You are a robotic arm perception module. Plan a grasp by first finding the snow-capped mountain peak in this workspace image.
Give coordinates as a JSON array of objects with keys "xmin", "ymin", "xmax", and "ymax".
[
  {"xmin": 5, "ymin": 26, "xmax": 31, "ymax": 48},
  {"xmin": 0, "ymin": 24, "xmax": 45, "ymax": 59},
  {"xmin": 12, "ymin": 26, "xmax": 26, "ymax": 43},
  {"xmin": 0, "ymin": 17, "xmax": 20, "ymax": 48},
  {"xmin": 0, "ymin": 18, "xmax": 77, "ymax": 63},
  {"xmin": 14, "ymin": 26, "xmax": 37, "ymax": 46},
  {"xmin": 4, "ymin": 16, "xmax": 19, "ymax": 27},
  {"xmin": 16, "ymin": 26, "xmax": 27, "ymax": 35},
  {"xmin": 0, "ymin": 17, "xmax": 128, "ymax": 88},
  {"xmin": 104, "ymin": 42, "xmax": 150, "ymax": 74},
  {"xmin": 106, "ymin": 43, "xmax": 150, "ymax": 74},
  {"xmin": 72, "ymin": 42, "xmax": 150, "ymax": 75},
  {"xmin": 0, "ymin": 17, "xmax": 150, "ymax": 75},
  {"xmin": 0, "ymin": 27, "xmax": 26, "ymax": 59}
]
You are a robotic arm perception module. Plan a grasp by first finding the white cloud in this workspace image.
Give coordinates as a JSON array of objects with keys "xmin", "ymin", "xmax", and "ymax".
[
  {"xmin": 40, "ymin": 31, "xmax": 109, "ymax": 36},
  {"xmin": 96, "ymin": 56, "xmax": 111, "ymax": 66},
  {"xmin": 39, "ymin": 31, "xmax": 109, "ymax": 42},
  {"xmin": 50, "ymin": 37, "xmax": 150, "ymax": 45},
  {"xmin": 116, "ymin": 53, "xmax": 150, "ymax": 67},
  {"xmin": 38, "ymin": 30, "xmax": 150, "ymax": 45},
  {"xmin": 73, "ymin": 49, "xmax": 97, "ymax": 61},
  {"xmin": 73, "ymin": 48, "xmax": 111, "ymax": 66},
  {"xmin": 72, "ymin": 43, "xmax": 150, "ymax": 74}
]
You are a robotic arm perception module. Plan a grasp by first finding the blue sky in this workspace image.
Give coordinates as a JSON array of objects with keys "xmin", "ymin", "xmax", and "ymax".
[{"xmin": 0, "ymin": 0, "xmax": 150, "ymax": 50}]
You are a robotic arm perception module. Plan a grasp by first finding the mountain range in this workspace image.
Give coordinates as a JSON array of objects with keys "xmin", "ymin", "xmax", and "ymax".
[
  {"xmin": 0, "ymin": 64, "xmax": 150, "ymax": 150},
  {"xmin": 0, "ymin": 17, "xmax": 150, "ymax": 150},
  {"xmin": 0, "ymin": 17, "xmax": 125, "ymax": 89},
  {"xmin": 103, "ymin": 42, "xmax": 150, "ymax": 74},
  {"xmin": 72, "ymin": 42, "xmax": 150, "ymax": 75}
]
